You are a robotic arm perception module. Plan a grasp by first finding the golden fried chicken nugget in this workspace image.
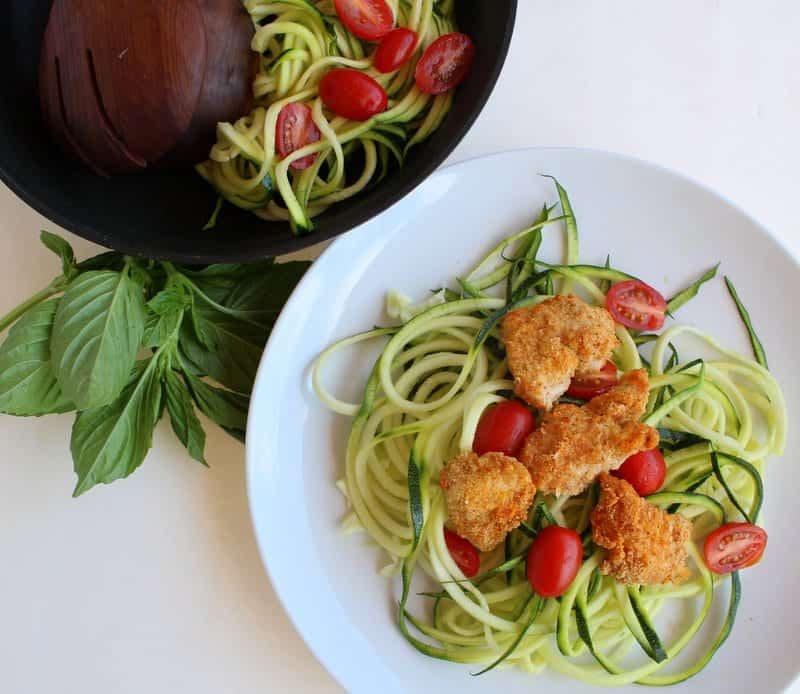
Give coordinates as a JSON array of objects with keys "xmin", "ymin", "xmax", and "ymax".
[
  {"xmin": 586, "ymin": 366, "xmax": 650, "ymax": 420},
  {"xmin": 501, "ymin": 295, "xmax": 619, "ymax": 410},
  {"xmin": 439, "ymin": 451, "xmax": 535, "ymax": 552},
  {"xmin": 518, "ymin": 370, "xmax": 658, "ymax": 496},
  {"xmin": 591, "ymin": 473, "xmax": 691, "ymax": 585}
]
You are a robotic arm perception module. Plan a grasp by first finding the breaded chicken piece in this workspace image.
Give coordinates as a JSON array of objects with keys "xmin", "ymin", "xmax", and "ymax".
[
  {"xmin": 591, "ymin": 474, "xmax": 691, "ymax": 585},
  {"xmin": 585, "ymin": 367, "xmax": 651, "ymax": 420},
  {"xmin": 440, "ymin": 451, "xmax": 535, "ymax": 552},
  {"xmin": 518, "ymin": 370, "xmax": 658, "ymax": 496},
  {"xmin": 501, "ymin": 295, "xmax": 619, "ymax": 410}
]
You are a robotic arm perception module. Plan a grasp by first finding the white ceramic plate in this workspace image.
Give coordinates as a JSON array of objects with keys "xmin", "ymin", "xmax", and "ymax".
[{"xmin": 246, "ymin": 149, "xmax": 800, "ymax": 694}]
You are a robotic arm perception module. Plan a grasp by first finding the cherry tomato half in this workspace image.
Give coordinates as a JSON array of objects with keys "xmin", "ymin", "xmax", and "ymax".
[
  {"xmin": 613, "ymin": 448, "xmax": 666, "ymax": 496},
  {"xmin": 333, "ymin": 0, "xmax": 394, "ymax": 41},
  {"xmin": 606, "ymin": 280, "xmax": 667, "ymax": 331},
  {"xmin": 444, "ymin": 529, "xmax": 480, "ymax": 577},
  {"xmin": 374, "ymin": 28, "xmax": 418, "ymax": 73},
  {"xmin": 415, "ymin": 32, "xmax": 476, "ymax": 95},
  {"xmin": 526, "ymin": 525, "xmax": 583, "ymax": 598},
  {"xmin": 472, "ymin": 400, "xmax": 536, "ymax": 458},
  {"xmin": 704, "ymin": 522, "xmax": 767, "ymax": 574},
  {"xmin": 319, "ymin": 68, "xmax": 388, "ymax": 121},
  {"xmin": 565, "ymin": 361, "xmax": 618, "ymax": 400},
  {"xmin": 275, "ymin": 103, "xmax": 321, "ymax": 170}
]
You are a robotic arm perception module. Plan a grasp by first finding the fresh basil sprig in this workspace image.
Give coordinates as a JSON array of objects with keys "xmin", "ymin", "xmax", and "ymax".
[{"xmin": 0, "ymin": 232, "xmax": 309, "ymax": 496}]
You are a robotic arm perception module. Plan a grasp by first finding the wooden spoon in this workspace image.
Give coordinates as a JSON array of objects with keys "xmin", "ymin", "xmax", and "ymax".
[{"xmin": 39, "ymin": 0, "xmax": 257, "ymax": 176}]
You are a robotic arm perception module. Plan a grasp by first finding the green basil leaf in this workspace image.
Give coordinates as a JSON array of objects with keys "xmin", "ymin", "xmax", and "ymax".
[
  {"xmin": 143, "ymin": 285, "xmax": 190, "ymax": 348},
  {"xmin": 0, "ymin": 300, "xmax": 74, "ymax": 416},
  {"xmin": 221, "ymin": 425, "xmax": 246, "ymax": 443},
  {"xmin": 40, "ymin": 231, "xmax": 77, "ymax": 279},
  {"xmin": 127, "ymin": 262, "xmax": 157, "ymax": 290},
  {"xmin": 75, "ymin": 251, "xmax": 126, "ymax": 273},
  {"xmin": 51, "ymin": 270, "xmax": 147, "ymax": 410},
  {"xmin": 179, "ymin": 304, "xmax": 266, "ymax": 394},
  {"xmin": 149, "ymin": 285, "xmax": 190, "ymax": 315},
  {"xmin": 70, "ymin": 359, "xmax": 163, "ymax": 496},
  {"xmin": 164, "ymin": 371, "xmax": 207, "ymax": 466},
  {"xmin": 222, "ymin": 261, "xmax": 309, "ymax": 324},
  {"xmin": 189, "ymin": 303, "xmax": 218, "ymax": 351},
  {"xmin": 143, "ymin": 310, "xmax": 181, "ymax": 349},
  {"xmin": 184, "ymin": 371, "xmax": 248, "ymax": 434},
  {"xmin": 177, "ymin": 260, "xmax": 277, "ymax": 303}
]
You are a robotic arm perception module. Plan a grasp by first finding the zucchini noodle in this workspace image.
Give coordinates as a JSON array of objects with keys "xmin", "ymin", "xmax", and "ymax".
[
  {"xmin": 312, "ymin": 179, "xmax": 786, "ymax": 683},
  {"xmin": 198, "ymin": 0, "xmax": 457, "ymax": 235}
]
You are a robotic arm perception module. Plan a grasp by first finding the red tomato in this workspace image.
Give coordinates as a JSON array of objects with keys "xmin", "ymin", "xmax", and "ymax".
[
  {"xmin": 526, "ymin": 526, "xmax": 583, "ymax": 598},
  {"xmin": 319, "ymin": 68, "xmax": 388, "ymax": 121},
  {"xmin": 606, "ymin": 280, "xmax": 667, "ymax": 331},
  {"xmin": 444, "ymin": 529, "xmax": 480, "ymax": 577},
  {"xmin": 415, "ymin": 32, "xmax": 476, "ymax": 95},
  {"xmin": 275, "ymin": 103, "xmax": 321, "ymax": 170},
  {"xmin": 612, "ymin": 448, "xmax": 666, "ymax": 496},
  {"xmin": 472, "ymin": 400, "xmax": 535, "ymax": 458},
  {"xmin": 704, "ymin": 522, "xmax": 767, "ymax": 574},
  {"xmin": 374, "ymin": 28, "xmax": 418, "ymax": 73},
  {"xmin": 333, "ymin": 0, "xmax": 394, "ymax": 41},
  {"xmin": 565, "ymin": 361, "xmax": 618, "ymax": 400}
]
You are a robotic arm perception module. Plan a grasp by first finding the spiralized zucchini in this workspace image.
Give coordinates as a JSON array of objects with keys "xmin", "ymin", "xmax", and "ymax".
[
  {"xmin": 197, "ymin": 0, "xmax": 456, "ymax": 234},
  {"xmin": 312, "ymin": 179, "xmax": 786, "ymax": 683}
]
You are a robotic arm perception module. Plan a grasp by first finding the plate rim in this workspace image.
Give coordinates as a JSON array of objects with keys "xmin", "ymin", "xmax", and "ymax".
[{"xmin": 245, "ymin": 146, "xmax": 800, "ymax": 692}]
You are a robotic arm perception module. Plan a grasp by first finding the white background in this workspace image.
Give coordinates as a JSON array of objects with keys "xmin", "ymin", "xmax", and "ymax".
[{"xmin": 1, "ymin": 2, "xmax": 798, "ymax": 692}]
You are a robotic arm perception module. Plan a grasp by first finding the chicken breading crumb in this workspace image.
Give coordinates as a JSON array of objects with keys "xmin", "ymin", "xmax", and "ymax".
[
  {"xmin": 501, "ymin": 294, "xmax": 619, "ymax": 410},
  {"xmin": 591, "ymin": 473, "xmax": 691, "ymax": 585},
  {"xmin": 439, "ymin": 451, "xmax": 535, "ymax": 552},
  {"xmin": 518, "ymin": 370, "xmax": 659, "ymax": 496}
]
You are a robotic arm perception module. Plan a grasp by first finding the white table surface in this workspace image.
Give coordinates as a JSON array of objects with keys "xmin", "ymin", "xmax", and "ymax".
[{"xmin": 2, "ymin": 2, "xmax": 799, "ymax": 693}]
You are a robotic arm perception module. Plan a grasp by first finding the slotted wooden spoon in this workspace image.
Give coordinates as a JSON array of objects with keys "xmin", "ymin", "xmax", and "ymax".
[{"xmin": 39, "ymin": 0, "xmax": 257, "ymax": 176}]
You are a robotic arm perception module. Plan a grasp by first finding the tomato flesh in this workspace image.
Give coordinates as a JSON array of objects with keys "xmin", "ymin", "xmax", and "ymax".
[
  {"xmin": 606, "ymin": 280, "xmax": 667, "ymax": 331},
  {"xmin": 374, "ymin": 28, "xmax": 418, "ymax": 73},
  {"xmin": 704, "ymin": 522, "xmax": 767, "ymax": 574},
  {"xmin": 444, "ymin": 529, "xmax": 480, "ymax": 577},
  {"xmin": 415, "ymin": 32, "xmax": 476, "ymax": 95},
  {"xmin": 472, "ymin": 400, "xmax": 536, "ymax": 458},
  {"xmin": 319, "ymin": 68, "xmax": 388, "ymax": 121},
  {"xmin": 333, "ymin": 0, "xmax": 394, "ymax": 41},
  {"xmin": 565, "ymin": 361, "xmax": 618, "ymax": 400},
  {"xmin": 275, "ymin": 103, "xmax": 321, "ymax": 170},
  {"xmin": 612, "ymin": 448, "xmax": 666, "ymax": 496},
  {"xmin": 526, "ymin": 525, "xmax": 583, "ymax": 598}
]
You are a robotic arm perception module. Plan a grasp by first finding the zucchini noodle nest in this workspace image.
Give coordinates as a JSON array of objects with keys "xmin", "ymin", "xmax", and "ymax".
[
  {"xmin": 198, "ymin": 0, "xmax": 457, "ymax": 234},
  {"xmin": 312, "ymin": 179, "xmax": 786, "ymax": 684}
]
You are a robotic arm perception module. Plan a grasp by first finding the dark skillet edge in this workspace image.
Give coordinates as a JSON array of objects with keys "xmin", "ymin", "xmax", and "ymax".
[{"xmin": 0, "ymin": 2, "xmax": 517, "ymax": 264}]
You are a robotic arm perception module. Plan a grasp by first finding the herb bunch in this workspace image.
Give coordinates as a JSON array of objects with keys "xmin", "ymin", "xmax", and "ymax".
[{"xmin": 0, "ymin": 232, "xmax": 309, "ymax": 496}]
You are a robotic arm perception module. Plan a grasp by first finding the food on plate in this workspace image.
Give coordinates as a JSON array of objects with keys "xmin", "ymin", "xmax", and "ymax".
[
  {"xmin": 703, "ymin": 521, "xmax": 768, "ymax": 575},
  {"xmin": 591, "ymin": 473, "xmax": 691, "ymax": 585},
  {"xmin": 471, "ymin": 399, "xmax": 536, "ymax": 458},
  {"xmin": 518, "ymin": 370, "xmax": 659, "ymax": 496},
  {"xmin": 612, "ymin": 447, "xmax": 667, "ymax": 496},
  {"xmin": 605, "ymin": 279, "xmax": 668, "ymax": 331},
  {"xmin": 198, "ymin": 0, "xmax": 473, "ymax": 234},
  {"xmin": 439, "ymin": 450, "xmax": 535, "ymax": 552},
  {"xmin": 443, "ymin": 528, "xmax": 480, "ymax": 577},
  {"xmin": 565, "ymin": 359, "xmax": 618, "ymax": 399},
  {"xmin": 313, "ymin": 178, "xmax": 786, "ymax": 683},
  {"xmin": 526, "ymin": 525, "xmax": 583, "ymax": 598},
  {"xmin": 502, "ymin": 294, "xmax": 619, "ymax": 409}
]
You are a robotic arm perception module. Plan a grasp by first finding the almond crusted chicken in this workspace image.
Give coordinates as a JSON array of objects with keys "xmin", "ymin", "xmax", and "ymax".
[
  {"xmin": 501, "ymin": 295, "xmax": 619, "ymax": 410},
  {"xmin": 519, "ymin": 370, "xmax": 658, "ymax": 496},
  {"xmin": 440, "ymin": 451, "xmax": 536, "ymax": 552},
  {"xmin": 591, "ymin": 473, "xmax": 692, "ymax": 585}
]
